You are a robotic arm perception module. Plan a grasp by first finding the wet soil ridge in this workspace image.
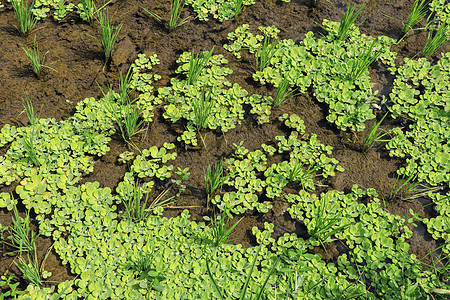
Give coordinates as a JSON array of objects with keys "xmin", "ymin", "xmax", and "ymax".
[{"xmin": 0, "ymin": 0, "xmax": 449, "ymax": 298}]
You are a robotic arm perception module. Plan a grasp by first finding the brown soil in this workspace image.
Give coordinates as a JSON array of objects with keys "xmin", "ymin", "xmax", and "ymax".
[{"xmin": 0, "ymin": 0, "xmax": 448, "ymax": 292}]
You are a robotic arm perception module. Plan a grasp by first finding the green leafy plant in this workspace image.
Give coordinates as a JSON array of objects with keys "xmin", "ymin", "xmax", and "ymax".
[
  {"xmin": 207, "ymin": 210, "xmax": 242, "ymax": 247},
  {"xmin": 348, "ymin": 39, "xmax": 385, "ymax": 82},
  {"xmin": 95, "ymin": 8, "xmax": 123, "ymax": 67},
  {"xmin": 360, "ymin": 113, "xmax": 390, "ymax": 153},
  {"xmin": 255, "ymin": 34, "xmax": 277, "ymax": 72},
  {"xmin": 422, "ymin": 21, "xmax": 450, "ymax": 57},
  {"xmin": 273, "ymin": 77, "xmax": 297, "ymax": 107},
  {"xmin": 0, "ymin": 272, "xmax": 25, "ymax": 299},
  {"xmin": 336, "ymin": 0, "xmax": 366, "ymax": 42},
  {"xmin": 206, "ymin": 239, "xmax": 279, "ymax": 299},
  {"xmin": 21, "ymin": 35, "xmax": 55, "ymax": 79},
  {"xmin": 11, "ymin": 0, "xmax": 37, "ymax": 37},
  {"xmin": 142, "ymin": 0, "xmax": 190, "ymax": 32},
  {"xmin": 186, "ymin": 47, "xmax": 214, "ymax": 85}
]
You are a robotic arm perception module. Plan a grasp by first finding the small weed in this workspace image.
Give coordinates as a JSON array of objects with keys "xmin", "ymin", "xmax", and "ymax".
[{"xmin": 11, "ymin": 0, "xmax": 37, "ymax": 37}]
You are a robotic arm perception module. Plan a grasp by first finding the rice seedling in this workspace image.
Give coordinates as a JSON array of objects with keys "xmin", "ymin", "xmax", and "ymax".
[
  {"xmin": 3, "ymin": 205, "xmax": 38, "ymax": 255},
  {"xmin": 400, "ymin": 0, "xmax": 429, "ymax": 41},
  {"xmin": 21, "ymin": 131, "xmax": 40, "ymax": 166},
  {"xmin": 142, "ymin": 0, "xmax": 190, "ymax": 32},
  {"xmin": 308, "ymin": 196, "xmax": 351, "ymax": 249},
  {"xmin": 360, "ymin": 113, "xmax": 390, "ymax": 153},
  {"xmin": 14, "ymin": 243, "xmax": 51, "ymax": 286},
  {"xmin": 21, "ymin": 35, "xmax": 55, "ymax": 79},
  {"xmin": 96, "ymin": 8, "xmax": 123, "ymax": 67},
  {"xmin": 348, "ymin": 39, "xmax": 384, "ymax": 82},
  {"xmin": 273, "ymin": 77, "xmax": 297, "ymax": 107},
  {"xmin": 234, "ymin": 0, "xmax": 245, "ymax": 18},
  {"xmin": 336, "ymin": 0, "xmax": 366, "ymax": 42},
  {"xmin": 11, "ymin": 0, "xmax": 37, "ymax": 37},
  {"xmin": 122, "ymin": 182, "xmax": 173, "ymax": 222},
  {"xmin": 204, "ymin": 159, "xmax": 227, "ymax": 207},
  {"xmin": 186, "ymin": 47, "xmax": 214, "ymax": 85},
  {"xmin": 78, "ymin": 0, "xmax": 97, "ymax": 25},
  {"xmin": 107, "ymin": 99, "xmax": 145, "ymax": 143},
  {"xmin": 386, "ymin": 173, "xmax": 441, "ymax": 202},
  {"xmin": 422, "ymin": 22, "xmax": 450, "ymax": 57},
  {"xmin": 20, "ymin": 92, "xmax": 40, "ymax": 126},
  {"xmin": 192, "ymin": 87, "xmax": 214, "ymax": 131},
  {"xmin": 207, "ymin": 210, "xmax": 242, "ymax": 247},
  {"xmin": 206, "ymin": 238, "xmax": 279, "ymax": 299},
  {"xmin": 255, "ymin": 34, "xmax": 277, "ymax": 72},
  {"xmin": 286, "ymin": 160, "xmax": 320, "ymax": 191},
  {"xmin": 118, "ymin": 67, "xmax": 135, "ymax": 105}
]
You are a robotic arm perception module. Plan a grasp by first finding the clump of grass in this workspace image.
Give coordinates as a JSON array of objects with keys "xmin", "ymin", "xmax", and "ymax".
[
  {"xmin": 256, "ymin": 34, "xmax": 277, "ymax": 72},
  {"xmin": 11, "ymin": 0, "xmax": 37, "ymax": 37},
  {"xmin": 3, "ymin": 205, "xmax": 39, "ymax": 256},
  {"xmin": 192, "ymin": 88, "xmax": 214, "ymax": 131},
  {"xmin": 348, "ymin": 39, "xmax": 384, "ymax": 82},
  {"xmin": 96, "ymin": 8, "xmax": 123, "ymax": 68},
  {"xmin": 118, "ymin": 67, "xmax": 135, "ymax": 105},
  {"xmin": 273, "ymin": 77, "xmax": 297, "ymax": 107},
  {"xmin": 386, "ymin": 173, "xmax": 441, "ymax": 203},
  {"xmin": 21, "ymin": 35, "xmax": 55, "ymax": 79},
  {"xmin": 78, "ymin": 0, "xmax": 97, "ymax": 25},
  {"xmin": 204, "ymin": 159, "xmax": 227, "ymax": 208},
  {"xmin": 186, "ymin": 47, "xmax": 214, "ymax": 85},
  {"xmin": 21, "ymin": 131, "xmax": 40, "ymax": 166},
  {"xmin": 360, "ymin": 113, "xmax": 390, "ymax": 153},
  {"xmin": 20, "ymin": 92, "xmax": 40, "ymax": 126},
  {"xmin": 336, "ymin": 0, "xmax": 366, "ymax": 42},
  {"xmin": 142, "ymin": 0, "xmax": 190, "ymax": 32},
  {"xmin": 422, "ymin": 22, "xmax": 450, "ymax": 57},
  {"xmin": 109, "ymin": 100, "xmax": 145, "ymax": 142},
  {"xmin": 234, "ymin": 0, "xmax": 245, "ymax": 18},
  {"xmin": 14, "ymin": 244, "xmax": 52, "ymax": 286},
  {"xmin": 400, "ymin": 0, "xmax": 429, "ymax": 41},
  {"xmin": 207, "ymin": 210, "xmax": 242, "ymax": 247}
]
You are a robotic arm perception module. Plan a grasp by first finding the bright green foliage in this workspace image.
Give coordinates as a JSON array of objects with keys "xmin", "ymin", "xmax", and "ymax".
[
  {"xmin": 335, "ymin": 0, "xmax": 366, "ymax": 42},
  {"xmin": 31, "ymin": 0, "xmax": 75, "ymax": 20},
  {"xmin": 142, "ymin": 0, "xmax": 190, "ymax": 32},
  {"xmin": 3, "ymin": 204, "xmax": 39, "ymax": 255},
  {"xmin": 387, "ymin": 53, "xmax": 450, "ymax": 186},
  {"xmin": 184, "ymin": 0, "xmax": 255, "ymax": 22},
  {"xmin": 212, "ymin": 115, "xmax": 343, "ymax": 214},
  {"xmin": 422, "ymin": 21, "xmax": 450, "ymax": 57},
  {"xmin": 95, "ymin": 8, "xmax": 123, "ymax": 67},
  {"xmin": 206, "ymin": 210, "xmax": 242, "ymax": 247},
  {"xmin": 401, "ymin": 0, "xmax": 429, "ymax": 39},
  {"xmin": 21, "ymin": 35, "xmax": 55, "ymax": 79},
  {"xmin": 225, "ymin": 23, "xmax": 396, "ymax": 131}
]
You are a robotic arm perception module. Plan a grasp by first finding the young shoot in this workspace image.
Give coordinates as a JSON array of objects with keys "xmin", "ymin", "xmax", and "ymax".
[
  {"xmin": 110, "ymin": 100, "xmax": 145, "ymax": 142},
  {"xmin": 422, "ymin": 22, "xmax": 450, "ymax": 57},
  {"xmin": 142, "ymin": 0, "xmax": 190, "ymax": 32},
  {"xmin": 256, "ymin": 34, "xmax": 277, "ymax": 72},
  {"xmin": 3, "ymin": 205, "xmax": 39, "ymax": 256},
  {"xmin": 207, "ymin": 210, "xmax": 242, "ymax": 247},
  {"xmin": 186, "ymin": 47, "xmax": 214, "ymax": 86},
  {"xmin": 96, "ymin": 8, "xmax": 123, "ymax": 67},
  {"xmin": 21, "ymin": 35, "xmax": 55, "ymax": 79},
  {"xmin": 118, "ymin": 67, "xmax": 135, "ymax": 105},
  {"xmin": 204, "ymin": 159, "xmax": 228, "ymax": 208},
  {"xmin": 273, "ymin": 77, "xmax": 297, "ymax": 107},
  {"xmin": 348, "ymin": 39, "xmax": 384, "ymax": 82},
  {"xmin": 234, "ymin": 0, "xmax": 245, "ymax": 18},
  {"xmin": 387, "ymin": 173, "xmax": 441, "ymax": 202},
  {"xmin": 400, "ymin": 0, "xmax": 429, "ymax": 40},
  {"xmin": 336, "ymin": 0, "xmax": 366, "ymax": 42},
  {"xmin": 192, "ymin": 87, "xmax": 214, "ymax": 131},
  {"xmin": 20, "ymin": 92, "xmax": 40, "ymax": 126},
  {"xmin": 360, "ymin": 113, "xmax": 390, "ymax": 153},
  {"xmin": 21, "ymin": 132, "xmax": 40, "ymax": 166},
  {"xmin": 11, "ymin": 0, "xmax": 37, "ymax": 37},
  {"xmin": 14, "ymin": 243, "xmax": 51, "ymax": 286},
  {"xmin": 286, "ymin": 160, "xmax": 320, "ymax": 191}
]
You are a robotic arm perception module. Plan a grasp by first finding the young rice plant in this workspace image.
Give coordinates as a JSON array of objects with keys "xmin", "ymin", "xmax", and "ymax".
[
  {"xmin": 204, "ymin": 159, "xmax": 228, "ymax": 208},
  {"xmin": 11, "ymin": 0, "xmax": 37, "ymax": 37},
  {"xmin": 186, "ymin": 47, "xmax": 214, "ymax": 85},
  {"xmin": 360, "ymin": 113, "xmax": 390, "ymax": 153},
  {"xmin": 21, "ymin": 35, "xmax": 55, "ymax": 79},
  {"xmin": 256, "ymin": 34, "xmax": 277, "ymax": 72},
  {"xmin": 400, "ymin": 0, "xmax": 429, "ymax": 40},
  {"xmin": 336, "ymin": 0, "xmax": 366, "ymax": 42},
  {"xmin": 142, "ymin": 0, "xmax": 190, "ymax": 32},
  {"xmin": 96, "ymin": 8, "xmax": 123, "ymax": 67},
  {"xmin": 422, "ymin": 22, "xmax": 450, "ymax": 57}
]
